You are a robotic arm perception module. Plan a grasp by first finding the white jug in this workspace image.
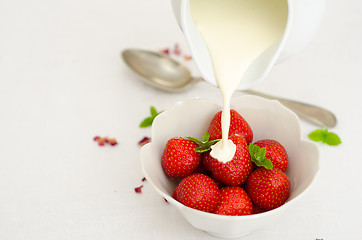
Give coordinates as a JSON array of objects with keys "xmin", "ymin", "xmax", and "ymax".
[{"xmin": 171, "ymin": 0, "xmax": 326, "ymax": 89}]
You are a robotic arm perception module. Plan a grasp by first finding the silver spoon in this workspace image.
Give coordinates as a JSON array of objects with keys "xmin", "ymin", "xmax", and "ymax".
[{"xmin": 122, "ymin": 48, "xmax": 337, "ymax": 128}]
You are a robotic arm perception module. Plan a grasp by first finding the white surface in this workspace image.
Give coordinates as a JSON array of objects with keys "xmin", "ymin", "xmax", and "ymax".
[{"xmin": 0, "ymin": 0, "xmax": 361, "ymax": 239}]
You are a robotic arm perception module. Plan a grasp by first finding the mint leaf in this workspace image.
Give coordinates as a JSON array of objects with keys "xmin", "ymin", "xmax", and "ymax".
[
  {"xmin": 308, "ymin": 129, "xmax": 325, "ymax": 142},
  {"xmin": 308, "ymin": 129, "xmax": 341, "ymax": 146},
  {"xmin": 139, "ymin": 106, "xmax": 163, "ymax": 128},
  {"xmin": 139, "ymin": 117, "xmax": 154, "ymax": 128},
  {"xmin": 203, "ymin": 132, "xmax": 210, "ymax": 142},
  {"xmin": 248, "ymin": 143, "xmax": 273, "ymax": 170},
  {"xmin": 187, "ymin": 132, "xmax": 220, "ymax": 153},
  {"xmin": 150, "ymin": 106, "xmax": 157, "ymax": 116},
  {"xmin": 325, "ymin": 132, "xmax": 341, "ymax": 145},
  {"xmin": 187, "ymin": 136, "xmax": 204, "ymax": 146}
]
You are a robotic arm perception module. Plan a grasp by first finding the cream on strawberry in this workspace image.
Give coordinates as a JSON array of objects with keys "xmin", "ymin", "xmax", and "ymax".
[
  {"xmin": 207, "ymin": 109, "xmax": 253, "ymax": 163},
  {"xmin": 210, "ymin": 139, "xmax": 236, "ymax": 164}
]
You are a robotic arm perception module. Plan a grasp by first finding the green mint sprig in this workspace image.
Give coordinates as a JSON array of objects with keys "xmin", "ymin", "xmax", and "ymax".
[
  {"xmin": 248, "ymin": 143, "xmax": 273, "ymax": 170},
  {"xmin": 139, "ymin": 106, "xmax": 163, "ymax": 128},
  {"xmin": 187, "ymin": 132, "xmax": 220, "ymax": 153},
  {"xmin": 308, "ymin": 129, "xmax": 341, "ymax": 146}
]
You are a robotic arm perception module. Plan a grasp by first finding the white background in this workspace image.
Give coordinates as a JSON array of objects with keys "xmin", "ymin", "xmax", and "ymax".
[{"xmin": 0, "ymin": 0, "xmax": 361, "ymax": 239}]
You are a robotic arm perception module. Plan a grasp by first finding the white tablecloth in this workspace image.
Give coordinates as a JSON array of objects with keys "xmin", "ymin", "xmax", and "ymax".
[{"xmin": 0, "ymin": 0, "xmax": 361, "ymax": 239}]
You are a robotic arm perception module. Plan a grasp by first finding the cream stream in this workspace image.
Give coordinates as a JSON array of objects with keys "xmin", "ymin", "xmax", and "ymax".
[{"xmin": 190, "ymin": 0, "xmax": 288, "ymax": 163}]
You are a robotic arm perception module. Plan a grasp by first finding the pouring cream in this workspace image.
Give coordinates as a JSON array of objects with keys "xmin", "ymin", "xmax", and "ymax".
[{"xmin": 189, "ymin": 0, "xmax": 288, "ymax": 163}]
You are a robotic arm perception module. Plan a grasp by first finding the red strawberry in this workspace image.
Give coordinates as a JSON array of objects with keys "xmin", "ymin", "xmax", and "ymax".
[
  {"xmin": 173, "ymin": 173, "xmax": 220, "ymax": 212},
  {"xmin": 192, "ymin": 160, "xmax": 211, "ymax": 176},
  {"xmin": 213, "ymin": 187, "xmax": 253, "ymax": 216},
  {"xmin": 204, "ymin": 134, "xmax": 252, "ymax": 186},
  {"xmin": 172, "ymin": 184, "xmax": 179, "ymax": 200},
  {"xmin": 186, "ymin": 132, "xmax": 220, "ymax": 174},
  {"xmin": 253, "ymin": 139, "xmax": 288, "ymax": 171},
  {"xmin": 207, "ymin": 109, "xmax": 253, "ymax": 144},
  {"xmin": 161, "ymin": 137, "xmax": 201, "ymax": 178},
  {"xmin": 202, "ymin": 151, "xmax": 214, "ymax": 172},
  {"xmin": 252, "ymin": 204, "xmax": 266, "ymax": 214},
  {"xmin": 246, "ymin": 167, "xmax": 291, "ymax": 211}
]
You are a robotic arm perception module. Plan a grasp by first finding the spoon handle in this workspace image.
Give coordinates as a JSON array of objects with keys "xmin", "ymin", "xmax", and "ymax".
[{"xmin": 243, "ymin": 89, "xmax": 337, "ymax": 128}]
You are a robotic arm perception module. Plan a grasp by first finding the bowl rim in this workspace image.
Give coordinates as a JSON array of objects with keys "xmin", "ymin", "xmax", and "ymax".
[{"xmin": 141, "ymin": 95, "xmax": 320, "ymax": 220}]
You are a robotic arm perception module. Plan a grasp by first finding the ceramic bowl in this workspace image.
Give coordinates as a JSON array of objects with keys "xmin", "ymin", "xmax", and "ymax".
[{"xmin": 140, "ymin": 95, "xmax": 319, "ymax": 238}]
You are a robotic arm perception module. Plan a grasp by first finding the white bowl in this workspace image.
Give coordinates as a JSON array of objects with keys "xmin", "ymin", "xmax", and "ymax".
[{"xmin": 140, "ymin": 95, "xmax": 319, "ymax": 239}]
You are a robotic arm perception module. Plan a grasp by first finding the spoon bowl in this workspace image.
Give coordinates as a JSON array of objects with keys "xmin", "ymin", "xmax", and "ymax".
[
  {"xmin": 121, "ymin": 48, "xmax": 337, "ymax": 128},
  {"xmin": 122, "ymin": 49, "xmax": 198, "ymax": 92}
]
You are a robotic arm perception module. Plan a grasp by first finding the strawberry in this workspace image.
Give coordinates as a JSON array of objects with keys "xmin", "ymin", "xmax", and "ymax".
[
  {"xmin": 192, "ymin": 159, "xmax": 211, "ymax": 176},
  {"xmin": 253, "ymin": 139, "xmax": 288, "ymax": 171},
  {"xmin": 204, "ymin": 134, "xmax": 252, "ymax": 186},
  {"xmin": 207, "ymin": 109, "xmax": 253, "ymax": 144},
  {"xmin": 246, "ymin": 167, "xmax": 291, "ymax": 211},
  {"xmin": 161, "ymin": 137, "xmax": 201, "ymax": 178},
  {"xmin": 173, "ymin": 173, "xmax": 220, "ymax": 212},
  {"xmin": 213, "ymin": 187, "xmax": 253, "ymax": 216},
  {"xmin": 187, "ymin": 132, "xmax": 219, "ymax": 173},
  {"xmin": 252, "ymin": 204, "xmax": 266, "ymax": 214},
  {"xmin": 202, "ymin": 152, "xmax": 214, "ymax": 172}
]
